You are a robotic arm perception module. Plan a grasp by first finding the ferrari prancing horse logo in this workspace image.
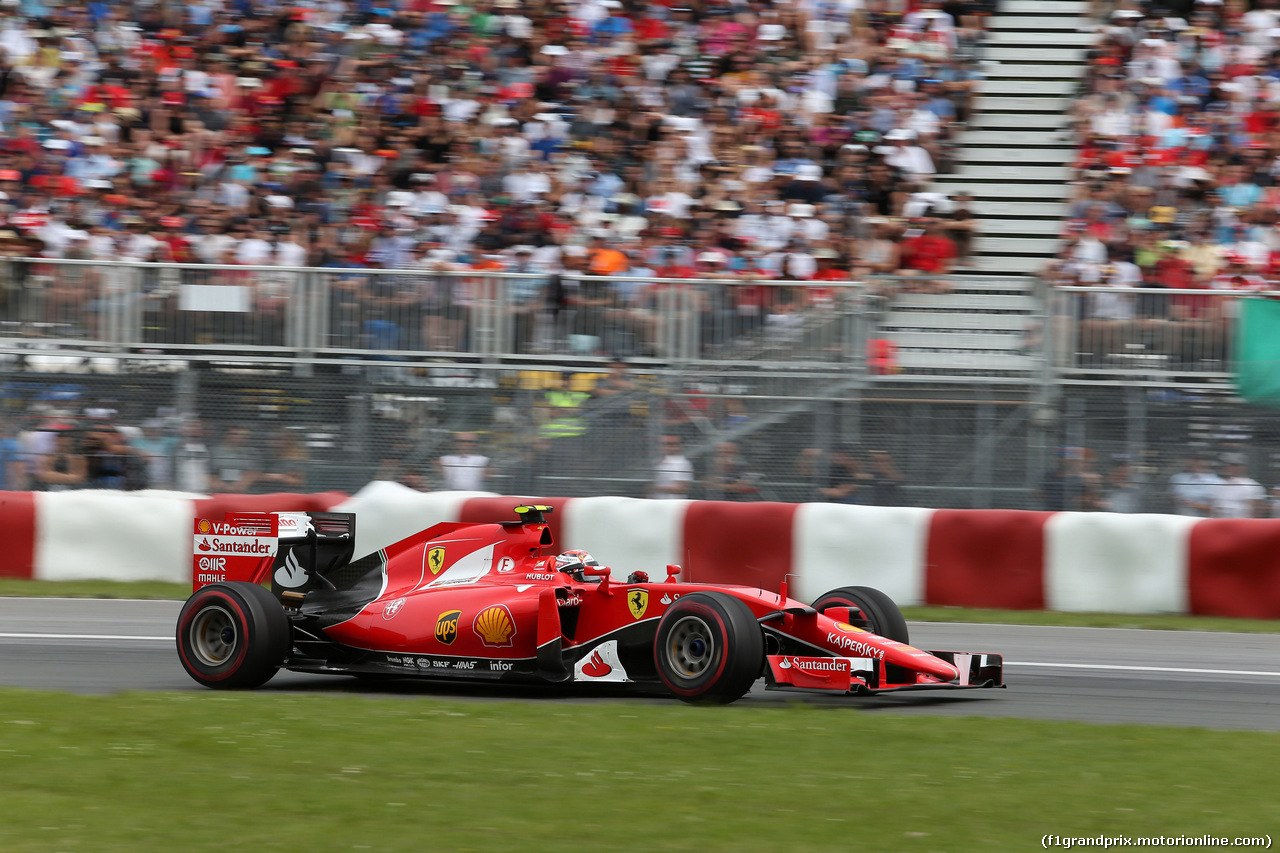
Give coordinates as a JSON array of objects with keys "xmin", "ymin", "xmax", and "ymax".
[
  {"xmin": 428, "ymin": 547, "xmax": 446, "ymax": 575},
  {"xmin": 628, "ymin": 589, "xmax": 648, "ymax": 620}
]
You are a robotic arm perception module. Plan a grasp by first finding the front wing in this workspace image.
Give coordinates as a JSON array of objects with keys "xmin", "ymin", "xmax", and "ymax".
[{"xmin": 764, "ymin": 650, "xmax": 1004, "ymax": 695}]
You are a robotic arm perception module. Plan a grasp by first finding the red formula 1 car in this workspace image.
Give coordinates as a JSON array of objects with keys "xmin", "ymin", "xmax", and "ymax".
[{"xmin": 178, "ymin": 506, "xmax": 1004, "ymax": 704}]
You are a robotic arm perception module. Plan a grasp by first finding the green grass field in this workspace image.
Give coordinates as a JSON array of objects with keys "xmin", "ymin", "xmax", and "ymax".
[
  {"xmin": 4, "ymin": 578, "xmax": 1280, "ymax": 634},
  {"xmin": 0, "ymin": 690, "xmax": 1274, "ymax": 852}
]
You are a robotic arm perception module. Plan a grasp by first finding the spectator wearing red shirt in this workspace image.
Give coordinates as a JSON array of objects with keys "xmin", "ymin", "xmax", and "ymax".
[
  {"xmin": 898, "ymin": 219, "xmax": 957, "ymax": 295},
  {"xmin": 808, "ymin": 248, "xmax": 849, "ymax": 307}
]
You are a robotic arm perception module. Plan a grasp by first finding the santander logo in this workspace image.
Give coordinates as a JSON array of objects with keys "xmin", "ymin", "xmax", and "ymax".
[
  {"xmin": 582, "ymin": 650, "xmax": 612, "ymax": 678},
  {"xmin": 274, "ymin": 549, "xmax": 307, "ymax": 589}
]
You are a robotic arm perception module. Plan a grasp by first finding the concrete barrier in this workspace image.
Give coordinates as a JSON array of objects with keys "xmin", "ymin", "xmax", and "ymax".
[{"xmin": 8, "ymin": 484, "xmax": 1280, "ymax": 618}]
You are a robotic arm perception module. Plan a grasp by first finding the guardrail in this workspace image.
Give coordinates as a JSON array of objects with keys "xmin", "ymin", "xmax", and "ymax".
[
  {"xmin": 27, "ymin": 261, "xmax": 1260, "ymax": 383},
  {"xmin": 1049, "ymin": 286, "xmax": 1260, "ymax": 377},
  {"xmin": 0, "ymin": 257, "xmax": 879, "ymax": 366}
]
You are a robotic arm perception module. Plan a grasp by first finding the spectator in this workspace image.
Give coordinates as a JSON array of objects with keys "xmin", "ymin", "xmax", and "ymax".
[
  {"xmin": 36, "ymin": 430, "xmax": 87, "ymax": 492},
  {"xmin": 1100, "ymin": 456, "xmax": 1140, "ymax": 513},
  {"xmin": 1213, "ymin": 454, "xmax": 1266, "ymax": 519},
  {"xmin": 84, "ymin": 424, "xmax": 142, "ymax": 490},
  {"xmin": 0, "ymin": 0, "xmax": 990, "ymax": 361},
  {"xmin": 374, "ymin": 433, "xmax": 430, "ymax": 493},
  {"xmin": 1039, "ymin": 449, "xmax": 1083, "ymax": 512},
  {"xmin": 819, "ymin": 446, "xmax": 868, "ymax": 504},
  {"xmin": 705, "ymin": 441, "xmax": 758, "ymax": 501},
  {"xmin": 210, "ymin": 426, "xmax": 261, "ymax": 494},
  {"xmin": 792, "ymin": 446, "xmax": 827, "ymax": 503},
  {"xmin": 651, "ymin": 434, "xmax": 693, "ymax": 500},
  {"xmin": 174, "ymin": 419, "xmax": 212, "ymax": 494},
  {"xmin": 256, "ymin": 429, "xmax": 308, "ymax": 493},
  {"xmin": 867, "ymin": 450, "xmax": 907, "ymax": 506},
  {"xmin": 1170, "ymin": 455, "xmax": 1222, "ymax": 517},
  {"xmin": 130, "ymin": 419, "xmax": 177, "ymax": 491},
  {"xmin": 898, "ymin": 217, "xmax": 958, "ymax": 294},
  {"xmin": 436, "ymin": 433, "xmax": 489, "ymax": 492},
  {"xmin": 0, "ymin": 423, "xmax": 26, "ymax": 491}
]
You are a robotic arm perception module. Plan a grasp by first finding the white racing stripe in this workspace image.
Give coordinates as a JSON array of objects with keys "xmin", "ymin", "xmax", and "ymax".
[
  {"xmin": 1009, "ymin": 661, "xmax": 1280, "ymax": 678},
  {"xmin": 0, "ymin": 632, "xmax": 171, "ymax": 642}
]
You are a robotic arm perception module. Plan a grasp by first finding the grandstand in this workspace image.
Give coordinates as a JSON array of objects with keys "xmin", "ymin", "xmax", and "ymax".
[{"xmin": 0, "ymin": 0, "xmax": 1277, "ymax": 515}]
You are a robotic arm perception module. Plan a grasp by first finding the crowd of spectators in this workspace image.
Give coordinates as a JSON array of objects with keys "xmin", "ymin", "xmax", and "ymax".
[
  {"xmin": 0, "ymin": 408, "xmax": 310, "ymax": 493},
  {"xmin": 0, "ymin": 0, "xmax": 991, "ymax": 353},
  {"xmin": 1038, "ymin": 443, "xmax": 1279, "ymax": 517},
  {"xmin": 1049, "ymin": 0, "xmax": 1280, "ymax": 366}
]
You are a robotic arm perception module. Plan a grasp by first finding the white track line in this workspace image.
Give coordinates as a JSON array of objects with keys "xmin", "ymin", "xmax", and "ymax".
[
  {"xmin": 1009, "ymin": 661, "xmax": 1280, "ymax": 677},
  {"xmin": 0, "ymin": 633, "xmax": 170, "ymax": 641}
]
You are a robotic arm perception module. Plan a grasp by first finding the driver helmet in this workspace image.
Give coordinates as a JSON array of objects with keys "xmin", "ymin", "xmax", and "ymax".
[{"xmin": 555, "ymin": 549, "xmax": 598, "ymax": 578}]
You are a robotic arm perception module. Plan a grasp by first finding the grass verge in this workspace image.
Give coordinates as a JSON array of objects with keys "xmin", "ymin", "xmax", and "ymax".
[
  {"xmin": 901, "ymin": 606, "xmax": 1280, "ymax": 634},
  {"xmin": 4, "ymin": 578, "xmax": 1280, "ymax": 634},
  {"xmin": 0, "ymin": 578, "xmax": 189, "ymax": 599},
  {"xmin": 0, "ymin": 689, "xmax": 1275, "ymax": 852}
]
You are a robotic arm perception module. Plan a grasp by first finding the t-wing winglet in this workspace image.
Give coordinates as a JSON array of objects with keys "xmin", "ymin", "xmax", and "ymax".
[{"xmin": 514, "ymin": 504, "xmax": 554, "ymax": 524}]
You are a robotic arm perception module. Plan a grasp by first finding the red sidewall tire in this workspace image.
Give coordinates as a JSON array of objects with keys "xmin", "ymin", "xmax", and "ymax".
[
  {"xmin": 653, "ymin": 591, "xmax": 763, "ymax": 705},
  {"xmin": 176, "ymin": 582, "xmax": 290, "ymax": 689},
  {"xmin": 176, "ymin": 590, "xmax": 251, "ymax": 683}
]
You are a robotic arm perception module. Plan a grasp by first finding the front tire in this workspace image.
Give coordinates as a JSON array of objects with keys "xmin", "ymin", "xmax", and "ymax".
[
  {"xmin": 177, "ymin": 582, "xmax": 290, "ymax": 689},
  {"xmin": 654, "ymin": 592, "xmax": 763, "ymax": 705},
  {"xmin": 812, "ymin": 586, "xmax": 909, "ymax": 645}
]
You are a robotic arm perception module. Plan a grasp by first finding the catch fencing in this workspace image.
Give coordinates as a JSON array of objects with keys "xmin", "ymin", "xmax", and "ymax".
[{"xmin": 0, "ymin": 259, "xmax": 1276, "ymax": 513}]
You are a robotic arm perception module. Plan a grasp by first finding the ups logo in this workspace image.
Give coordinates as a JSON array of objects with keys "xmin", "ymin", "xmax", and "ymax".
[{"xmin": 435, "ymin": 610, "xmax": 461, "ymax": 646}]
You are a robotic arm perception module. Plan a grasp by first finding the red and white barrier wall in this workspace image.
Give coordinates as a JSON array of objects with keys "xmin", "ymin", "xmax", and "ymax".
[
  {"xmin": 0, "ymin": 488, "xmax": 348, "ymax": 584},
  {"xmin": 4, "ymin": 482, "xmax": 1280, "ymax": 619}
]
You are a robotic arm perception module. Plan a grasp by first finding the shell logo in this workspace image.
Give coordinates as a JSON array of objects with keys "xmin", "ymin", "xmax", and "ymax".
[
  {"xmin": 473, "ymin": 604, "xmax": 516, "ymax": 648},
  {"xmin": 835, "ymin": 622, "xmax": 864, "ymax": 634},
  {"xmin": 198, "ymin": 519, "xmax": 211, "ymax": 534}
]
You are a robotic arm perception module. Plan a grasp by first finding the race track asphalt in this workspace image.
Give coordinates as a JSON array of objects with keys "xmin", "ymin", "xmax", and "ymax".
[{"xmin": 2, "ymin": 598, "xmax": 1279, "ymax": 731}]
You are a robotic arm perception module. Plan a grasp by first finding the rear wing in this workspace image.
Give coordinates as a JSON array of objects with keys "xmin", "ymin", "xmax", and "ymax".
[{"xmin": 192, "ymin": 511, "xmax": 356, "ymax": 594}]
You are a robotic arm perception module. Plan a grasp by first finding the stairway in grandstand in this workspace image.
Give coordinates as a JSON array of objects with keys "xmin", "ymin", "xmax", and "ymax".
[{"xmin": 881, "ymin": 0, "xmax": 1088, "ymax": 378}]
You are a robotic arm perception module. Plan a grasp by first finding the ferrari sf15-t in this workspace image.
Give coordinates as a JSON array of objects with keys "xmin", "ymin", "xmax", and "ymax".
[{"xmin": 178, "ymin": 505, "xmax": 1004, "ymax": 704}]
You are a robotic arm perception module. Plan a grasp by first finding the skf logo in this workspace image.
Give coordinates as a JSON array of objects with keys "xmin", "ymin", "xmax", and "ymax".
[
  {"xmin": 627, "ymin": 589, "xmax": 648, "ymax": 620},
  {"xmin": 581, "ymin": 650, "xmax": 612, "ymax": 678},
  {"xmin": 473, "ymin": 605, "xmax": 516, "ymax": 647},
  {"xmin": 427, "ymin": 547, "xmax": 446, "ymax": 575},
  {"xmin": 435, "ymin": 610, "xmax": 461, "ymax": 645},
  {"xmin": 197, "ymin": 519, "xmax": 212, "ymax": 534},
  {"xmin": 383, "ymin": 597, "xmax": 407, "ymax": 620}
]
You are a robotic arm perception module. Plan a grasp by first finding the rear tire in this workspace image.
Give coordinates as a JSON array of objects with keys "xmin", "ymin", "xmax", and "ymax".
[
  {"xmin": 654, "ymin": 592, "xmax": 763, "ymax": 705},
  {"xmin": 812, "ymin": 586, "xmax": 909, "ymax": 645},
  {"xmin": 176, "ymin": 582, "xmax": 290, "ymax": 689}
]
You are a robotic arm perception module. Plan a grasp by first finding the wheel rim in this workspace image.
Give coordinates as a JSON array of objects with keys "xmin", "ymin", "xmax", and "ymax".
[
  {"xmin": 190, "ymin": 605, "xmax": 238, "ymax": 667},
  {"xmin": 666, "ymin": 615, "xmax": 715, "ymax": 678}
]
